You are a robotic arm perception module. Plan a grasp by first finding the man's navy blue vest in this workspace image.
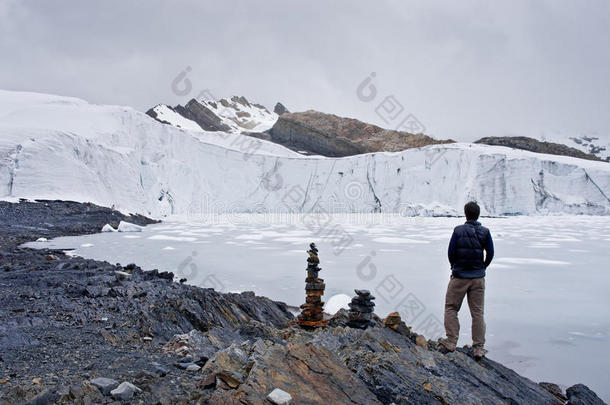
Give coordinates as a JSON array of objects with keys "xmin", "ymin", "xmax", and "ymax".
[{"xmin": 448, "ymin": 220, "xmax": 494, "ymax": 279}]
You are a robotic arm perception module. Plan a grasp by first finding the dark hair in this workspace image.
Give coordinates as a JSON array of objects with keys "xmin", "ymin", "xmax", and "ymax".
[{"xmin": 464, "ymin": 201, "xmax": 480, "ymax": 221}]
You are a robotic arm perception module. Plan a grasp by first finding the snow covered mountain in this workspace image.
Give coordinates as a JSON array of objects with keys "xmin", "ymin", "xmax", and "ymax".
[
  {"xmin": 1, "ymin": 89, "xmax": 609, "ymax": 217},
  {"xmin": 147, "ymin": 96, "xmax": 278, "ymax": 134}
]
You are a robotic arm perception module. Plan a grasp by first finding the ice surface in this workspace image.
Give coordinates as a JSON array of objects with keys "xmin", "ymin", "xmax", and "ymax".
[{"xmin": 24, "ymin": 214, "xmax": 610, "ymax": 401}]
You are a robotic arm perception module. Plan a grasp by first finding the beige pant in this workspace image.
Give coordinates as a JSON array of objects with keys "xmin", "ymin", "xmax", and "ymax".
[{"xmin": 444, "ymin": 276, "xmax": 485, "ymax": 349}]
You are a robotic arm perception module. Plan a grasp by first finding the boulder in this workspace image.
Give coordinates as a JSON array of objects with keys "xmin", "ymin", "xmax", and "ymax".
[
  {"xmin": 25, "ymin": 390, "xmax": 59, "ymax": 405},
  {"xmin": 566, "ymin": 384, "xmax": 606, "ymax": 405},
  {"xmin": 110, "ymin": 382, "xmax": 141, "ymax": 401}
]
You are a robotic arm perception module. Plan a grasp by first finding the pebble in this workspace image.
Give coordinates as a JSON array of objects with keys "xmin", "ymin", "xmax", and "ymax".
[
  {"xmin": 175, "ymin": 347, "xmax": 189, "ymax": 356},
  {"xmin": 177, "ymin": 362, "xmax": 199, "ymax": 370},
  {"xmin": 151, "ymin": 362, "xmax": 169, "ymax": 376},
  {"xmin": 415, "ymin": 335, "xmax": 428, "ymax": 350}
]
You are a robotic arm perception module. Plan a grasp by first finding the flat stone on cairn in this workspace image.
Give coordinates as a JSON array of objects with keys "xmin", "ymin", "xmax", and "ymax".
[
  {"xmin": 347, "ymin": 289, "xmax": 376, "ymax": 329},
  {"xmin": 297, "ymin": 243, "xmax": 328, "ymax": 327}
]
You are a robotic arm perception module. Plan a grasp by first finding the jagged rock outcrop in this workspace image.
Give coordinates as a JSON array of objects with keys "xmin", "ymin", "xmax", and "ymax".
[
  {"xmin": 566, "ymin": 384, "xmax": 607, "ymax": 405},
  {"xmin": 476, "ymin": 136, "xmax": 604, "ymax": 162},
  {"xmin": 171, "ymin": 320, "xmax": 583, "ymax": 405},
  {"xmin": 266, "ymin": 110, "xmax": 454, "ymax": 157},
  {"xmin": 273, "ymin": 102, "xmax": 289, "ymax": 115},
  {"xmin": 174, "ymin": 99, "xmax": 234, "ymax": 132}
]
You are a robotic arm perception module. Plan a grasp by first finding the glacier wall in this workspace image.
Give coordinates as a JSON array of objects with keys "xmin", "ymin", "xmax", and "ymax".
[{"xmin": 1, "ymin": 90, "xmax": 609, "ymax": 218}]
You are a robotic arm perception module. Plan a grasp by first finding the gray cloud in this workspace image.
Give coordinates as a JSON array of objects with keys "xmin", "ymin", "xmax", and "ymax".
[{"xmin": 1, "ymin": 0, "xmax": 609, "ymax": 142}]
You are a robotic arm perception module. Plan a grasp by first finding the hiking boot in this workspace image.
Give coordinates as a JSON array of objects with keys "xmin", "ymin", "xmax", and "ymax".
[
  {"xmin": 438, "ymin": 338, "xmax": 456, "ymax": 353},
  {"xmin": 473, "ymin": 347, "xmax": 486, "ymax": 360}
]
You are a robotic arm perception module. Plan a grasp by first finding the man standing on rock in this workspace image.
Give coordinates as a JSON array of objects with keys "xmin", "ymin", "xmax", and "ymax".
[{"xmin": 440, "ymin": 201, "xmax": 494, "ymax": 360}]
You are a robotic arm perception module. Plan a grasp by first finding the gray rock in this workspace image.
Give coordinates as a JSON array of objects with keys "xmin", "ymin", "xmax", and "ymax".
[
  {"xmin": 110, "ymin": 382, "xmax": 141, "ymax": 401},
  {"xmin": 151, "ymin": 362, "xmax": 169, "ymax": 376},
  {"xmin": 25, "ymin": 390, "xmax": 60, "ymax": 405},
  {"xmin": 89, "ymin": 377, "xmax": 119, "ymax": 396},
  {"xmin": 566, "ymin": 384, "xmax": 607, "ymax": 405},
  {"xmin": 267, "ymin": 388, "xmax": 292, "ymax": 404}
]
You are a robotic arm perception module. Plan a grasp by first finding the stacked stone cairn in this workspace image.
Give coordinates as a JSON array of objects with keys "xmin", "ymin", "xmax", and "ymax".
[
  {"xmin": 297, "ymin": 243, "xmax": 328, "ymax": 327},
  {"xmin": 347, "ymin": 289, "xmax": 376, "ymax": 329}
]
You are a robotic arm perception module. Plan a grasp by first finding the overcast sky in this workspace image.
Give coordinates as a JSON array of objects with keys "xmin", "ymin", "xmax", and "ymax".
[{"xmin": 1, "ymin": 0, "xmax": 609, "ymax": 141}]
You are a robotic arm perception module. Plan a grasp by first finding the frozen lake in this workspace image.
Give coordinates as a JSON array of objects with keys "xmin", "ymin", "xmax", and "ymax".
[{"xmin": 27, "ymin": 214, "xmax": 610, "ymax": 401}]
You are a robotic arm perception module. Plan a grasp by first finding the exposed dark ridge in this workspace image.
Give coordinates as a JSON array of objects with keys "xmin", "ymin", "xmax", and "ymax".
[
  {"xmin": 475, "ymin": 136, "xmax": 604, "ymax": 162},
  {"xmin": 174, "ymin": 99, "xmax": 232, "ymax": 132}
]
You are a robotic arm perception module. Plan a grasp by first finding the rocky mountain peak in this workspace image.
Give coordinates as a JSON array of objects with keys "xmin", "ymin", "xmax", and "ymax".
[{"xmin": 146, "ymin": 95, "xmax": 278, "ymax": 134}]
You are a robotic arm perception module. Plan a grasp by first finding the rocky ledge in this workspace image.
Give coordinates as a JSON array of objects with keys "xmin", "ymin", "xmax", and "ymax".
[
  {"xmin": 0, "ymin": 201, "xmax": 605, "ymax": 404},
  {"xmin": 475, "ymin": 136, "xmax": 604, "ymax": 162}
]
